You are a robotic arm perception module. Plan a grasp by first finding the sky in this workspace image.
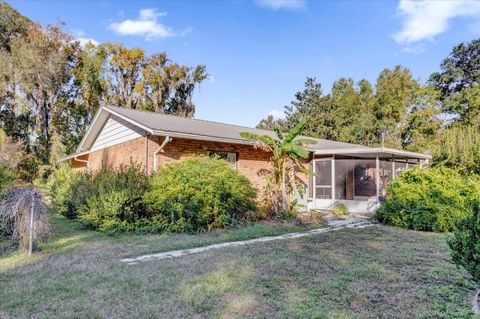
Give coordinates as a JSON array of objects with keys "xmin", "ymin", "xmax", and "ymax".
[{"xmin": 8, "ymin": 0, "xmax": 480, "ymax": 127}]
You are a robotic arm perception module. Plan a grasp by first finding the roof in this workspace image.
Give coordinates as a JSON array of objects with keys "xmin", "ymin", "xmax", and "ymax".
[{"xmin": 64, "ymin": 105, "xmax": 431, "ymax": 160}]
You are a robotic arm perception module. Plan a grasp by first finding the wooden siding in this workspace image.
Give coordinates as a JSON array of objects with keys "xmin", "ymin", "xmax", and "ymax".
[{"xmin": 91, "ymin": 115, "xmax": 144, "ymax": 151}]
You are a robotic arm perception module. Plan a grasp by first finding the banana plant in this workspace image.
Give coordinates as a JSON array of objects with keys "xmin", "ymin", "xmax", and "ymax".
[{"xmin": 240, "ymin": 120, "xmax": 316, "ymax": 214}]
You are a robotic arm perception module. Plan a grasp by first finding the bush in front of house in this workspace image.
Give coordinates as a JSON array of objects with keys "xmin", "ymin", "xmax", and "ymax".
[
  {"xmin": 375, "ymin": 166, "xmax": 480, "ymax": 232},
  {"xmin": 143, "ymin": 157, "xmax": 257, "ymax": 233},
  {"xmin": 48, "ymin": 165, "xmax": 91, "ymax": 219},
  {"xmin": 77, "ymin": 163, "xmax": 148, "ymax": 233},
  {"xmin": 448, "ymin": 201, "xmax": 480, "ymax": 283}
]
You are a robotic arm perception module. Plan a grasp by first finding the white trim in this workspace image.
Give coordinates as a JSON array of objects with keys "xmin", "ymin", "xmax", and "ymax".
[
  {"xmin": 375, "ymin": 156, "xmax": 380, "ymax": 200},
  {"xmin": 103, "ymin": 107, "xmax": 154, "ymax": 133},
  {"xmin": 331, "ymin": 154, "xmax": 335, "ymax": 206},
  {"xmin": 60, "ymin": 150, "xmax": 91, "ymax": 161},
  {"xmin": 313, "ymin": 146, "xmax": 431, "ymax": 160},
  {"xmin": 151, "ymin": 130, "xmax": 254, "ymax": 146},
  {"xmin": 75, "ymin": 108, "xmax": 108, "ymax": 153}
]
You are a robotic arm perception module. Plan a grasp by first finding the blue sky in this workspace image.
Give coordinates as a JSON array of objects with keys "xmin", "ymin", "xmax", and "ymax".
[{"xmin": 8, "ymin": 0, "xmax": 480, "ymax": 127}]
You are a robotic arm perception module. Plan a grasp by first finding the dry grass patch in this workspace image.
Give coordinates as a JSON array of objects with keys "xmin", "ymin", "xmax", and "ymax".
[{"xmin": 0, "ymin": 215, "xmax": 477, "ymax": 318}]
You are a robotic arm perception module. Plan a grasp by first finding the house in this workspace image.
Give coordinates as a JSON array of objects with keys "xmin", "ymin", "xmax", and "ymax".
[{"xmin": 63, "ymin": 106, "xmax": 431, "ymax": 213}]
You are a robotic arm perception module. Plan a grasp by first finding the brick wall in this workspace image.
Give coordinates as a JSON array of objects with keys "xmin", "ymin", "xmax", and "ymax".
[{"xmin": 72, "ymin": 135, "xmax": 310, "ymax": 194}]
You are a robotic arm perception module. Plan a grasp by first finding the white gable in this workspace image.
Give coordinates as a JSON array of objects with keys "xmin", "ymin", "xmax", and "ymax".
[{"xmin": 91, "ymin": 114, "xmax": 144, "ymax": 151}]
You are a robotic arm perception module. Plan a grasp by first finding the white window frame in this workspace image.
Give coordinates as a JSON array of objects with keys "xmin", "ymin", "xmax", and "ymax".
[{"xmin": 313, "ymin": 157, "xmax": 334, "ymax": 201}]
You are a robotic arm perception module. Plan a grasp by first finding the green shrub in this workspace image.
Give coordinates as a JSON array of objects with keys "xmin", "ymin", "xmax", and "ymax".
[
  {"xmin": 0, "ymin": 162, "xmax": 15, "ymax": 192},
  {"xmin": 375, "ymin": 166, "xmax": 479, "ymax": 232},
  {"xmin": 143, "ymin": 157, "xmax": 257, "ymax": 233},
  {"xmin": 77, "ymin": 164, "xmax": 147, "ymax": 233},
  {"xmin": 448, "ymin": 201, "xmax": 480, "ymax": 283},
  {"xmin": 48, "ymin": 165, "xmax": 91, "ymax": 219},
  {"xmin": 332, "ymin": 202, "xmax": 349, "ymax": 216}
]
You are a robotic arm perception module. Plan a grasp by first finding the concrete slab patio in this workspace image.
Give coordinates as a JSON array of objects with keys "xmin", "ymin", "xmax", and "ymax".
[{"xmin": 121, "ymin": 217, "xmax": 374, "ymax": 265}]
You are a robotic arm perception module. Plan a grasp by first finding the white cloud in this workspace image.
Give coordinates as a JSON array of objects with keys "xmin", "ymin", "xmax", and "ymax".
[
  {"xmin": 78, "ymin": 37, "xmax": 99, "ymax": 46},
  {"xmin": 268, "ymin": 109, "xmax": 286, "ymax": 119},
  {"xmin": 108, "ymin": 8, "xmax": 189, "ymax": 40},
  {"xmin": 71, "ymin": 30, "xmax": 99, "ymax": 47},
  {"xmin": 394, "ymin": 0, "xmax": 480, "ymax": 44},
  {"xmin": 255, "ymin": 0, "xmax": 305, "ymax": 11}
]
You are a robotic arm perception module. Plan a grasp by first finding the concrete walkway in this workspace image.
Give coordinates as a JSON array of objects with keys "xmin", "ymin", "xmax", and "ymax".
[{"xmin": 121, "ymin": 217, "xmax": 374, "ymax": 265}]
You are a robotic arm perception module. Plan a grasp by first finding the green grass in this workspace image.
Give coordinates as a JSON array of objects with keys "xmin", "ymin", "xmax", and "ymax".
[{"xmin": 0, "ymin": 215, "xmax": 477, "ymax": 318}]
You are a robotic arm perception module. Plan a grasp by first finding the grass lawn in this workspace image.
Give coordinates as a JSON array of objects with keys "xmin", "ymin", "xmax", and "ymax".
[{"xmin": 0, "ymin": 215, "xmax": 477, "ymax": 319}]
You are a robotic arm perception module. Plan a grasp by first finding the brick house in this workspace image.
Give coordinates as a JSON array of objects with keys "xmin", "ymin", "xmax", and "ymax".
[{"xmin": 63, "ymin": 106, "xmax": 431, "ymax": 213}]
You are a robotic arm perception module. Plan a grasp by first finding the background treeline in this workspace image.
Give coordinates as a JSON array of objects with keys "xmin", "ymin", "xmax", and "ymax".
[
  {"xmin": 258, "ymin": 40, "xmax": 480, "ymax": 175},
  {"xmin": 0, "ymin": 3, "xmax": 208, "ymax": 180}
]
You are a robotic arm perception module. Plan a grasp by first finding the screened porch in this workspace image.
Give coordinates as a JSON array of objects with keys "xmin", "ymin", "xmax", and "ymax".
[{"xmin": 305, "ymin": 148, "xmax": 431, "ymax": 213}]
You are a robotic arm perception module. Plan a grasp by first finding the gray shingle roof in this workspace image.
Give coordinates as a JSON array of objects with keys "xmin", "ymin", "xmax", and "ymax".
[{"xmin": 104, "ymin": 105, "xmax": 367, "ymax": 151}]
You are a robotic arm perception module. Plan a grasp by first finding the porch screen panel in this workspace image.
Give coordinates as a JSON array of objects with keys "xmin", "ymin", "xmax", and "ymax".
[
  {"xmin": 394, "ymin": 159, "xmax": 407, "ymax": 176},
  {"xmin": 314, "ymin": 160, "xmax": 332, "ymax": 199},
  {"xmin": 335, "ymin": 159, "xmax": 354, "ymax": 200},
  {"xmin": 379, "ymin": 159, "xmax": 393, "ymax": 196},
  {"xmin": 353, "ymin": 159, "xmax": 377, "ymax": 198}
]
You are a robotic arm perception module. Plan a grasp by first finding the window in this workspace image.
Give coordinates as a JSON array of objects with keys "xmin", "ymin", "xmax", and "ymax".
[
  {"xmin": 314, "ymin": 159, "xmax": 332, "ymax": 199},
  {"xmin": 207, "ymin": 150, "xmax": 237, "ymax": 169}
]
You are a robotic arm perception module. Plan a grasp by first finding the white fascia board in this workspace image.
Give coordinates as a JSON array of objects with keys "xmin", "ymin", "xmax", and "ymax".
[
  {"xmin": 75, "ymin": 107, "xmax": 108, "ymax": 153},
  {"xmin": 102, "ymin": 107, "xmax": 154, "ymax": 133},
  {"xmin": 59, "ymin": 150, "xmax": 91, "ymax": 162},
  {"xmin": 151, "ymin": 130, "xmax": 255, "ymax": 146},
  {"xmin": 313, "ymin": 147, "xmax": 431, "ymax": 159}
]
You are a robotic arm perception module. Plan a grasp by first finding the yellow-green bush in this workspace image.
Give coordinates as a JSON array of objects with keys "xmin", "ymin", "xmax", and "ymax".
[
  {"xmin": 48, "ymin": 157, "xmax": 257, "ymax": 234},
  {"xmin": 375, "ymin": 166, "xmax": 480, "ymax": 232},
  {"xmin": 448, "ymin": 201, "xmax": 480, "ymax": 283},
  {"xmin": 143, "ymin": 157, "xmax": 257, "ymax": 232},
  {"xmin": 332, "ymin": 202, "xmax": 349, "ymax": 216},
  {"xmin": 77, "ymin": 164, "xmax": 147, "ymax": 233}
]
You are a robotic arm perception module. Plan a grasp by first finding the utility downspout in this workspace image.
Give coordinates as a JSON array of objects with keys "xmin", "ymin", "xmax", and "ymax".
[
  {"xmin": 153, "ymin": 136, "xmax": 172, "ymax": 172},
  {"xmin": 74, "ymin": 156, "xmax": 89, "ymax": 170}
]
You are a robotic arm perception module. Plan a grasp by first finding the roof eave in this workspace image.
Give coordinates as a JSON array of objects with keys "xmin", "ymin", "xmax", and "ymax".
[{"xmin": 313, "ymin": 147, "xmax": 432, "ymax": 160}]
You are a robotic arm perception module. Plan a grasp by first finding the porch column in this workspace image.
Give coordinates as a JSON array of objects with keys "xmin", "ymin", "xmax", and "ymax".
[
  {"xmin": 392, "ymin": 156, "xmax": 396, "ymax": 180},
  {"xmin": 376, "ymin": 155, "xmax": 380, "ymax": 201},
  {"xmin": 331, "ymin": 155, "xmax": 335, "ymax": 205}
]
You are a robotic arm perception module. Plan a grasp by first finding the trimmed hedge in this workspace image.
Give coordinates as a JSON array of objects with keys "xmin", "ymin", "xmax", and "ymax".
[{"xmin": 375, "ymin": 166, "xmax": 480, "ymax": 232}]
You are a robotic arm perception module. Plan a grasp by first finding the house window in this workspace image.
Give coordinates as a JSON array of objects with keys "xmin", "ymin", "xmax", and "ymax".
[{"xmin": 207, "ymin": 150, "xmax": 237, "ymax": 169}]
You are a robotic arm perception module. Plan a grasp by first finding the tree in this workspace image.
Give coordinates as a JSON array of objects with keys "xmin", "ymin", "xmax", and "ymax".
[
  {"xmin": 256, "ymin": 114, "xmax": 285, "ymax": 130},
  {"xmin": 430, "ymin": 39, "xmax": 480, "ymax": 97},
  {"xmin": 431, "ymin": 122, "xmax": 480, "ymax": 175},
  {"xmin": 374, "ymin": 65, "xmax": 420, "ymax": 148},
  {"xmin": 142, "ymin": 52, "xmax": 207, "ymax": 117},
  {"xmin": 400, "ymin": 86, "xmax": 442, "ymax": 151},
  {"xmin": 104, "ymin": 43, "xmax": 145, "ymax": 110},
  {"xmin": 0, "ymin": 2, "xmax": 31, "ymax": 51},
  {"xmin": 283, "ymin": 77, "xmax": 334, "ymax": 139},
  {"xmin": 430, "ymin": 39, "xmax": 480, "ymax": 122},
  {"xmin": 240, "ymin": 120, "xmax": 315, "ymax": 214},
  {"xmin": 9, "ymin": 23, "xmax": 79, "ymax": 162}
]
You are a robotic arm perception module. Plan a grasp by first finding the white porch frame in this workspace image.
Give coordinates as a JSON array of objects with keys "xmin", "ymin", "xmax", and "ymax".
[{"xmin": 310, "ymin": 154, "xmax": 422, "ymax": 213}]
